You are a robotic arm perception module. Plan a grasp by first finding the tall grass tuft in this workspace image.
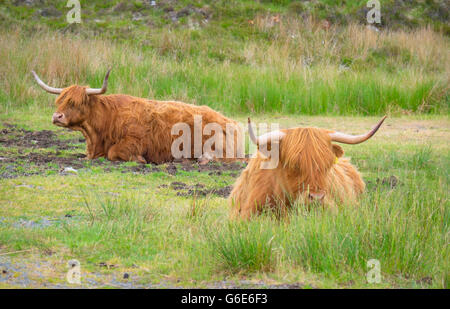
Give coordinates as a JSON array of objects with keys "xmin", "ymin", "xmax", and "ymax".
[
  {"xmin": 206, "ymin": 220, "xmax": 276, "ymax": 274},
  {"xmin": 280, "ymin": 176, "xmax": 449, "ymax": 286}
]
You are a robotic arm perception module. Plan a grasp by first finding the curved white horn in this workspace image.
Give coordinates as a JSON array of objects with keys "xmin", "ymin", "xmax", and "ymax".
[
  {"xmin": 329, "ymin": 116, "xmax": 387, "ymax": 144},
  {"xmin": 248, "ymin": 118, "xmax": 286, "ymax": 146},
  {"xmin": 31, "ymin": 71, "xmax": 63, "ymax": 95},
  {"xmin": 248, "ymin": 118, "xmax": 259, "ymax": 145},
  {"xmin": 85, "ymin": 68, "xmax": 111, "ymax": 95}
]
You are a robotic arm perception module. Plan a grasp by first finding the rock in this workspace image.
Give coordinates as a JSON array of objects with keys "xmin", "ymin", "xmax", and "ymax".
[
  {"xmin": 132, "ymin": 12, "xmax": 144, "ymax": 21},
  {"xmin": 39, "ymin": 8, "xmax": 62, "ymax": 18},
  {"xmin": 62, "ymin": 167, "xmax": 78, "ymax": 174}
]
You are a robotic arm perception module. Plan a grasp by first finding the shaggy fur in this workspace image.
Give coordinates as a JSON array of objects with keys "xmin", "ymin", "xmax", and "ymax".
[
  {"xmin": 53, "ymin": 85, "xmax": 239, "ymax": 163},
  {"xmin": 229, "ymin": 127, "xmax": 365, "ymax": 219}
]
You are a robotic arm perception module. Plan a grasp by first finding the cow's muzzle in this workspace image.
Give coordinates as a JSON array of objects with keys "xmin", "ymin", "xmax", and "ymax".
[{"xmin": 52, "ymin": 112, "xmax": 66, "ymax": 126}]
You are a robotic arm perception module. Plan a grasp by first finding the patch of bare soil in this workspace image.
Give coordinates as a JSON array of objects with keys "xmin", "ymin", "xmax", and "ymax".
[
  {"xmin": 0, "ymin": 123, "xmax": 247, "ymax": 180},
  {"xmin": 0, "ymin": 123, "xmax": 82, "ymax": 149},
  {"xmin": 164, "ymin": 160, "xmax": 245, "ymax": 176},
  {"xmin": 160, "ymin": 181, "xmax": 233, "ymax": 198}
]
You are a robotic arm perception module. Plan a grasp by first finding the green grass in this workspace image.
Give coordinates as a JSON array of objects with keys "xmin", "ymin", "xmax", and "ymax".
[
  {"xmin": 0, "ymin": 0, "xmax": 448, "ymax": 289},
  {"xmin": 0, "ymin": 115, "xmax": 448, "ymax": 288},
  {"xmin": 0, "ymin": 1, "xmax": 449, "ymax": 116},
  {"xmin": 2, "ymin": 1, "xmax": 449, "ymax": 34},
  {"xmin": 206, "ymin": 220, "xmax": 276, "ymax": 274},
  {"xmin": 0, "ymin": 30, "xmax": 448, "ymax": 117}
]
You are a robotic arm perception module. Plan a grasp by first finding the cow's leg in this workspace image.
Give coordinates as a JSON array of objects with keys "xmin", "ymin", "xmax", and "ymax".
[
  {"xmin": 72, "ymin": 125, "xmax": 95, "ymax": 159},
  {"xmin": 107, "ymin": 139, "xmax": 146, "ymax": 163},
  {"xmin": 231, "ymin": 192, "xmax": 268, "ymax": 220},
  {"xmin": 198, "ymin": 152, "xmax": 214, "ymax": 165},
  {"xmin": 230, "ymin": 199, "xmax": 253, "ymax": 220}
]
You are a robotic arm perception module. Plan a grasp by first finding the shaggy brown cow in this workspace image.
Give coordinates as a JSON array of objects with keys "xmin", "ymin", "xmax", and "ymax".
[
  {"xmin": 32, "ymin": 69, "xmax": 240, "ymax": 164},
  {"xmin": 229, "ymin": 117, "xmax": 386, "ymax": 219}
]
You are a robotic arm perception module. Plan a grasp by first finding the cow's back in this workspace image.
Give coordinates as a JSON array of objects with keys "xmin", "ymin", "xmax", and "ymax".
[{"xmin": 118, "ymin": 99, "xmax": 239, "ymax": 163}]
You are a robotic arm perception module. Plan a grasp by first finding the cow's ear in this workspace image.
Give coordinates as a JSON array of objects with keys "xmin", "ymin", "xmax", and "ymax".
[{"xmin": 332, "ymin": 144, "xmax": 344, "ymax": 157}]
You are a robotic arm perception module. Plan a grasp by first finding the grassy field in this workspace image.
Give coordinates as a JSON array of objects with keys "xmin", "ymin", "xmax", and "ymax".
[
  {"xmin": 1, "ymin": 1, "xmax": 449, "ymax": 116},
  {"xmin": 0, "ymin": 0, "xmax": 449, "ymax": 289},
  {"xmin": 0, "ymin": 115, "xmax": 448, "ymax": 288}
]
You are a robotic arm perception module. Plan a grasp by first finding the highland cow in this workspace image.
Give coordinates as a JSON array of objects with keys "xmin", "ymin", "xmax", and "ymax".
[
  {"xmin": 32, "ymin": 69, "xmax": 240, "ymax": 164},
  {"xmin": 229, "ymin": 117, "xmax": 387, "ymax": 219}
]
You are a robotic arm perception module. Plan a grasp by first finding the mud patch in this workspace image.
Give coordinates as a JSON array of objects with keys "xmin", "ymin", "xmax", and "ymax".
[
  {"xmin": 121, "ymin": 164, "xmax": 161, "ymax": 174},
  {"xmin": 0, "ymin": 123, "xmax": 247, "ymax": 179},
  {"xmin": 162, "ymin": 181, "xmax": 233, "ymax": 198},
  {"xmin": 169, "ymin": 159, "xmax": 246, "ymax": 174},
  {"xmin": 0, "ymin": 123, "xmax": 87, "ymax": 178},
  {"xmin": 0, "ymin": 152, "xmax": 87, "ymax": 179},
  {"xmin": 0, "ymin": 124, "xmax": 82, "ymax": 150},
  {"xmin": 20, "ymin": 152, "xmax": 86, "ymax": 168}
]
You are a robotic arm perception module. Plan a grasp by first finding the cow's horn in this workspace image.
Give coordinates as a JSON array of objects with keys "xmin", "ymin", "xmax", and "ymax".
[
  {"xmin": 85, "ymin": 68, "xmax": 111, "ymax": 95},
  {"xmin": 329, "ymin": 116, "xmax": 387, "ymax": 144},
  {"xmin": 248, "ymin": 118, "xmax": 259, "ymax": 145},
  {"xmin": 31, "ymin": 71, "xmax": 63, "ymax": 95},
  {"xmin": 248, "ymin": 118, "xmax": 286, "ymax": 146}
]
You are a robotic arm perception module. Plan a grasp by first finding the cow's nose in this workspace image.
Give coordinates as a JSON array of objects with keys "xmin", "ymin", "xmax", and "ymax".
[{"xmin": 52, "ymin": 112, "xmax": 64, "ymax": 123}]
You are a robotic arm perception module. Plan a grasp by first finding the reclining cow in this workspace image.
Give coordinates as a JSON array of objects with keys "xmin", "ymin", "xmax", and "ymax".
[
  {"xmin": 32, "ymin": 69, "xmax": 240, "ymax": 164},
  {"xmin": 229, "ymin": 117, "xmax": 386, "ymax": 219}
]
